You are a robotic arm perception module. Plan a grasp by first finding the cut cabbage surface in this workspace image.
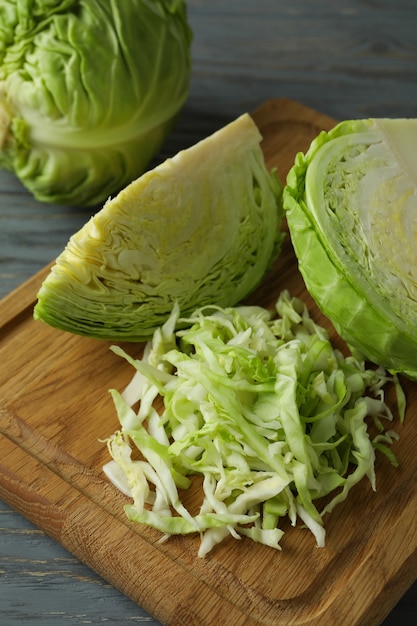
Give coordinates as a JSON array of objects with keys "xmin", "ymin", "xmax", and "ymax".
[
  {"xmin": 284, "ymin": 118, "xmax": 417, "ymax": 379},
  {"xmin": 34, "ymin": 114, "xmax": 284, "ymax": 341}
]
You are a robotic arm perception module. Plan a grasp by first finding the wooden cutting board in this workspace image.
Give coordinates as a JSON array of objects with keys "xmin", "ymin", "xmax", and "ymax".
[{"xmin": 1, "ymin": 98, "xmax": 417, "ymax": 626}]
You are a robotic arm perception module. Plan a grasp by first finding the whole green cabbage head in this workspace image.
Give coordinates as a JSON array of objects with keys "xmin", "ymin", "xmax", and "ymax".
[
  {"xmin": 34, "ymin": 113, "xmax": 284, "ymax": 341},
  {"xmin": 284, "ymin": 118, "xmax": 417, "ymax": 379},
  {"xmin": 0, "ymin": 0, "xmax": 192, "ymax": 206}
]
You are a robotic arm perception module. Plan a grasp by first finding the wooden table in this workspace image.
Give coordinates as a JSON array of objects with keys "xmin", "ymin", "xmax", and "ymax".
[{"xmin": 1, "ymin": 1, "xmax": 417, "ymax": 624}]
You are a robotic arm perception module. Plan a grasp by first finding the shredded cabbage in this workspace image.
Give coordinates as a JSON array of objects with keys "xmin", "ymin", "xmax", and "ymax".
[{"xmin": 103, "ymin": 291, "xmax": 401, "ymax": 556}]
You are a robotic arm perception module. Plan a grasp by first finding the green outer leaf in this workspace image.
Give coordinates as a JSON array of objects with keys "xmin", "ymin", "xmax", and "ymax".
[{"xmin": 284, "ymin": 120, "xmax": 417, "ymax": 379}]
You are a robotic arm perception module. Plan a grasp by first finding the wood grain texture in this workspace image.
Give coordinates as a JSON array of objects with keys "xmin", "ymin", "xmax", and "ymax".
[
  {"xmin": 1, "ymin": 98, "xmax": 417, "ymax": 626},
  {"xmin": 2, "ymin": 2, "xmax": 417, "ymax": 624}
]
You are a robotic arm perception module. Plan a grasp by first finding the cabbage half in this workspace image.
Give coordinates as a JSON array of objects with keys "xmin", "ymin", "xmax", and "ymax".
[
  {"xmin": 284, "ymin": 118, "xmax": 417, "ymax": 379},
  {"xmin": 34, "ymin": 113, "xmax": 284, "ymax": 341},
  {"xmin": 0, "ymin": 0, "xmax": 192, "ymax": 206}
]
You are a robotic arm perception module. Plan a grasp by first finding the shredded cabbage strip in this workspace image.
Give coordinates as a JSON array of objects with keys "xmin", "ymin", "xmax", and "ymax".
[{"xmin": 103, "ymin": 291, "xmax": 401, "ymax": 556}]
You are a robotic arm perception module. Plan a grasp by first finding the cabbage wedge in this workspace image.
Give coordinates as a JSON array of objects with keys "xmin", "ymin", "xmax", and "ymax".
[
  {"xmin": 34, "ymin": 114, "xmax": 284, "ymax": 341},
  {"xmin": 284, "ymin": 118, "xmax": 417, "ymax": 379}
]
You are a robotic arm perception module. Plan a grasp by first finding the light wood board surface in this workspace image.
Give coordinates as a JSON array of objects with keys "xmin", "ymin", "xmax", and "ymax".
[{"xmin": 1, "ymin": 98, "xmax": 416, "ymax": 626}]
